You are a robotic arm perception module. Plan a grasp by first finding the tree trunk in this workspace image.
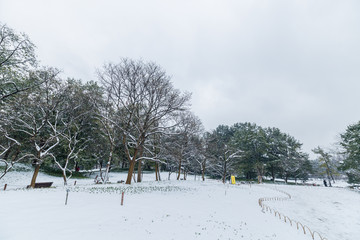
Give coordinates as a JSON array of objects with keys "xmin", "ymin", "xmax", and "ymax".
[
  {"xmin": 125, "ymin": 142, "xmax": 141, "ymax": 184},
  {"xmin": 137, "ymin": 160, "xmax": 142, "ymax": 182},
  {"xmin": 136, "ymin": 144, "xmax": 145, "ymax": 183},
  {"xmin": 99, "ymin": 160, "xmax": 104, "ymax": 182},
  {"xmin": 327, "ymin": 169, "xmax": 332, "ymax": 187},
  {"xmin": 168, "ymin": 171, "xmax": 172, "ymax": 180},
  {"xmin": 325, "ymin": 160, "xmax": 335, "ymax": 184},
  {"xmin": 155, "ymin": 162, "xmax": 159, "ymax": 181},
  {"xmin": 271, "ymin": 166, "xmax": 275, "ymax": 182},
  {"xmin": 158, "ymin": 164, "xmax": 161, "ymax": 181},
  {"xmin": 222, "ymin": 161, "xmax": 227, "ymax": 183},
  {"xmin": 121, "ymin": 159, "xmax": 125, "ymax": 169},
  {"xmin": 62, "ymin": 170, "xmax": 68, "ymax": 186},
  {"xmin": 104, "ymin": 161, "xmax": 111, "ymax": 183},
  {"xmin": 104, "ymin": 146, "xmax": 113, "ymax": 184},
  {"xmin": 30, "ymin": 150, "xmax": 41, "ymax": 188},
  {"xmin": 177, "ymin": 158, "xmax": 182, "ymax": 180},
  {"xmin": 30, "ymin": 164, "xmax": 41, "ymax": 188},
  {"xmin": 256, "ymin": 164, "xmax": 263, "ymax": 184},
  {"xmin": 201, "ymin": 161, "xmax": 206, "ymax": 181},
  {"xmin": 125, "ymin": 159, "xmax": 136, "ymax": 184}
]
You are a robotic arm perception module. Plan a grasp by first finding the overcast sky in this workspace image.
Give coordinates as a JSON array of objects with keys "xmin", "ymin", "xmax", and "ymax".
[{"xmin": 1, "ymin": 0, "xmax": 360, "ymax": 157}]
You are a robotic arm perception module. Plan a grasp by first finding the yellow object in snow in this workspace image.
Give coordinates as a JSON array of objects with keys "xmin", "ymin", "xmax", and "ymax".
[{"xmin": 231, "ymin": 175, "xmax": 236, "ymax": 184}]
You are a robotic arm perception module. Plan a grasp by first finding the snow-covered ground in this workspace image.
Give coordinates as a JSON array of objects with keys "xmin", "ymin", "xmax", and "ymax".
[
  {"xmin": 267, "ymin": 184, "xmax": 360, "ymax": 240},
  {"xmin": 0, "ymin": 170, "xmax": 359, "ymax": 240}
]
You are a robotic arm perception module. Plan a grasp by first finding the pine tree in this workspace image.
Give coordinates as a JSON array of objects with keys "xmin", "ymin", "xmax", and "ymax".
[{"xmin": 340, "ymin": 122, "xmax": 360, "ymax": 183}]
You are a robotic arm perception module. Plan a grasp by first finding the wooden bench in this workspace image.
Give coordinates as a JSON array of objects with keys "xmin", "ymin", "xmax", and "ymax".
[{"xmin": 27, "ymin": 182, "xmax": 53, "ymax": 189}]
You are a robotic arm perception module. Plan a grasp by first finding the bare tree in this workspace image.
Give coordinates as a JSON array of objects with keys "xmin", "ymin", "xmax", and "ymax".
[
  {"xmin": 96, "ymin": 104, "xmax": 116, "ymax": 184},
  {"xmin": 192, "ymin": 136, "xmax": 207, "ymax": 181},
  {"xmin": 162, "ymin": 112, "xmax": 203, "ymax": 180},
  {"xmin": 98, "ymin": 58, "xmax": 190, "ymax": 184}
]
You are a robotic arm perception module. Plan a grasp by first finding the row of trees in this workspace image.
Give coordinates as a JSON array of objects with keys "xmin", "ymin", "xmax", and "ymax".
[
  {"xmin": 205, "ymin": 123, "xmax": 311, "ymax": 183},
  {"xmin": 0, "ymin": 22, "xmax": 311, "ymax": 185},
  {"xmin": 0, "ymin": 22, "xmax": 197, "ymax": 186},
  {"xmin": 1, "ymin": 22, "xmax": 359, "ymax": 186}
]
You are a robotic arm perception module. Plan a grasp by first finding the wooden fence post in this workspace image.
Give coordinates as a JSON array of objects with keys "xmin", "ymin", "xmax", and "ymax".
[
  {"xmin": 121, "ymin": 191, "xmax": 124, "ymax": 206},
  {"xmin": 65, "ymin": 189, "xmax": 70, "ymax": 205}
]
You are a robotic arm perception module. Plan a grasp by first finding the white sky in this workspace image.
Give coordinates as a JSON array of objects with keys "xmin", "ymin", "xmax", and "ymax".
[{"xmin": 1, "ymin": 0, "xmax": 360, "ymax": 157}]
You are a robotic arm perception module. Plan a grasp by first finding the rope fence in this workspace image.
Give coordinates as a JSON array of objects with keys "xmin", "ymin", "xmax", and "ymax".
[{"xmin": 258, "ymin": 186, "xmax": 328, "ymax": 240}]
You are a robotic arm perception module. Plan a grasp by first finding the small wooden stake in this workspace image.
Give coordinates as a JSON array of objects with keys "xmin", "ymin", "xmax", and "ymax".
[
  {"xmin": 65, "ymin": 189, "xmax": 70, "ymax": 205},
  {"xmin": 4, "ymin": 184, "xmax": 7, "ymax": 191},
  {"xmin": 121, "ymin": 191, "xmax": 124, "ymax": 206},
  {"xmin": 74, "ymin": 181, "xmax": 77, "ymax": 186}
]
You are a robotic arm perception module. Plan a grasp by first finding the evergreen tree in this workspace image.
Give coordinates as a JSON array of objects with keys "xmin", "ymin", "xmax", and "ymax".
[{"xmin": 340, "ymin": 122, "xmax": 360, "ymax": 183}]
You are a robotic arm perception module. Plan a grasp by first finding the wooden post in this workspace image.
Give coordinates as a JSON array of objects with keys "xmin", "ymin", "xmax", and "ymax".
[
  {"xmin": 4, "ymin": 184, "xmax": 7, "ymax": 191},
  {"xmin": 65, "ymin": 189, "xmax": 70, "ymax": 205},
  {"xmin": 74, "ymin": 181, "xmax": 77, "ymax": 186},
  {"xmin": 121, "ymin": 191, "xmax": 124, "ymax": 206}
]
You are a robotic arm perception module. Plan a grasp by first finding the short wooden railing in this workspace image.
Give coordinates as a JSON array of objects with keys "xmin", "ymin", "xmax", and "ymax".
[{"xmin": 258, "ymin": 186, "xmax": 328, "ymax": 240}]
